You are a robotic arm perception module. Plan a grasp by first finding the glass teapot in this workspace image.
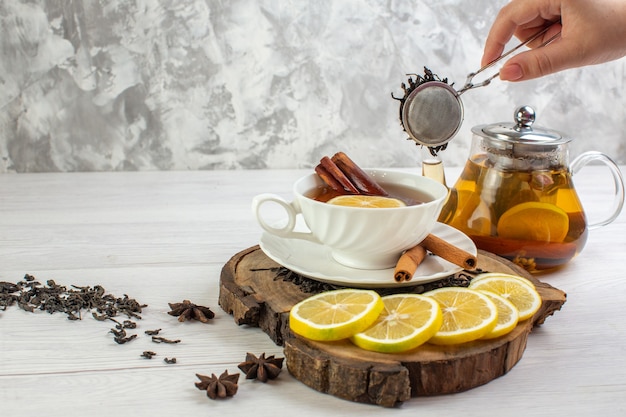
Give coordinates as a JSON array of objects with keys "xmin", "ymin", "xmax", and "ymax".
[{"xmin": 438, "ymin": 105, "xmax": 625, "ymax": 272}]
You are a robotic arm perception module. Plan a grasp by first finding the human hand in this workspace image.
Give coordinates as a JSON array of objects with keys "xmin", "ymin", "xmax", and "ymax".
[{"xmin": 482, "ymin": 0, "xmax": 626, "ymax": 81}]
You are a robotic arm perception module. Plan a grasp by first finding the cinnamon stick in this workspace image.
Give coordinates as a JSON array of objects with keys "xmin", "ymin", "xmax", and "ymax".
[
  {"xmin": 314, "ymin": 165, "xmax": 347, "ymax": 195},
  {"xmin": 394, "ymin": 245, "xmax": 428, "ymax": 282},
  {"xmin": 330, "ymin": 152, "xmax": 389, "ymax": 196},
  {"xmin": 314, "ymin": 152, "xmax": 388, "ymax": 197},
  {"xmin": 421, "ymin": 234, "xmax": 477, "ymax": 270},
  {"xmin": 392, "ymin": 234, "xmax": 478, "ymax": 282},
  {"xmin": 318, "ymin": 156, "xmax": 360, "ymax": 194}
]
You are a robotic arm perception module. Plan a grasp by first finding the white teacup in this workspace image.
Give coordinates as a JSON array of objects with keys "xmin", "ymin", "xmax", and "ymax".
[{"xmin": 252, "ymin": 169, "xmax": 448, "ymax": 270}]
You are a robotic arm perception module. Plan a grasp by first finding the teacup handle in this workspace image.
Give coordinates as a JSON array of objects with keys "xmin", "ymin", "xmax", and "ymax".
[
  {"xmin": 251, "ymin": 194, "xmax": 320, "ymax": 242},
  {"xmin": 570, "ymin": 151, "xmax": 625, "ymax": 230}
]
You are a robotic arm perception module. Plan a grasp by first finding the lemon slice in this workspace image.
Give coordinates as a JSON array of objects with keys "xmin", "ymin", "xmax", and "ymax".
[
  {"xmin": 471, "ymin": 272, "xmax": 536, "ymax": 290},
  {"xmin": 327, "ymin": 195, "xmax": 406, "ymax": 208},
  {"xmin": 289, "ymin": 289, "xmax": 384, "ymax": 341},
  {"xmin": 351, "ymin": 294, "xmax": 442, "ymax": 353},
  {"xmin": 496, "ymin": 201, "xmax": 569, "ymax": 242},
  {"xmin": 426, "ymin": 287, "xmax": 498, "ymax": 345},
  {"xmin": 469, "ymin": 275, "xmax": 542, "ymax": 321},
  {"xmin": 478, "ymin": 291, "xmax": 519, "ymax": 339}
]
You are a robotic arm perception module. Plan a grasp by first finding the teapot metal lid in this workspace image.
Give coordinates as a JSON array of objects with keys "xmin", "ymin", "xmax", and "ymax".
[{"xmin": 471, "ymin": 105, "xmax": 570, "ymax": 148}]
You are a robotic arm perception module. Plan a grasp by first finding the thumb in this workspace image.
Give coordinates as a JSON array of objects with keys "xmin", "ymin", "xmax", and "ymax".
[{"xmin": 499, "ymin": 40, "xmax": 581, "ymax": 81}]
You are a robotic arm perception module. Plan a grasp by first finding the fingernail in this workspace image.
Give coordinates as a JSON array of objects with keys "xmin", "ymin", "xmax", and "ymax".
[{"xmin": 500, "ymin": 64, "xmax": 524, "ymax": 81}]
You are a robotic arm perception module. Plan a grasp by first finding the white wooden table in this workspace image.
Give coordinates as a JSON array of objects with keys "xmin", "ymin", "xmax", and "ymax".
[{"xmin": 0, "ymin": 166, "xmax": 624, "ymax": 416}]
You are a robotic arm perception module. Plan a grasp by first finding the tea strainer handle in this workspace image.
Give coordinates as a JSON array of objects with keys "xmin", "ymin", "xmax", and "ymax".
[
  {"xmin": 458, "ymin": 22, "xmax": 562, "ymax": 94},
  {"xmin": 399, "ymin": 23, "xmax": 561, "ymax": 149}
]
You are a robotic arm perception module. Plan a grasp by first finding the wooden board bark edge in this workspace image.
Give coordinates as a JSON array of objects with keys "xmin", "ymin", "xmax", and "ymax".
[{"xmin": 218, "ymin": 246, "xmax": 567, "ymax": 407}]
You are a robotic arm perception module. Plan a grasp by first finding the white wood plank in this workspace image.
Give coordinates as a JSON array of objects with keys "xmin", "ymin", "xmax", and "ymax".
[{"xmin": 1, "ymin": 167, "xmax": 625, "ymax": 416}]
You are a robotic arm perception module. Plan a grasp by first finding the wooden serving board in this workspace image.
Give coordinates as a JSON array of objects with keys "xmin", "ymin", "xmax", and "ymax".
[{"xmin": 218, "ymin": 246, "xmax": 566, "ymax": 407}]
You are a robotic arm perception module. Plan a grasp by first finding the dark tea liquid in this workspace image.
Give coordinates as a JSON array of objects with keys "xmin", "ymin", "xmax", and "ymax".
[
  {"xmin": 307, "ymin": 183, "xmax": 430, "ymax": 206},
  {"xmin": 438, "ymin": 156, "xmax": 588, "ymax": 271}
]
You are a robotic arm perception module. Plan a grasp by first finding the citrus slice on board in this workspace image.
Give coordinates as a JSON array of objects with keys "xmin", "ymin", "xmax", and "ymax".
[
  {"xmin": 289, "ymin": 289, "xmax": 384, "ymax": 341},
  {"xmin": 351, "ymin": 294, "xmax": 442, "ymax": 353},
  {"xmin": 426, "ymin": 287, "xmax": 498, "ymax": 345},
  {"xmin": 496, "ymin": 201, "xmax": 569, "ymax": 242},
  {"xmin": 327, "ymin": 195, "xmax": 406, "ymax": 208},
  {"xmin": 477, "ymin": 291, "xmax": 520, "ymax": 339},
  {"xmin": 470, "ymin": 272, "xmax": 537, "ymax": 290},
  {"xmin": 469, "ymin": 275, "xmax": 542, "ymax": 321}
]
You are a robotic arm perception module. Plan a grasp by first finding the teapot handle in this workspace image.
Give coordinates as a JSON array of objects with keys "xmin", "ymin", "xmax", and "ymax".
[{"xmin": 570, "ymin": 151, "xmax": 625, "ymax": 230}]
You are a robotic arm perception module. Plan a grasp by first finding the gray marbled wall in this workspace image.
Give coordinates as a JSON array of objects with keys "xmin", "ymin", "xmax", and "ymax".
[{"xmin": 1, "ymin": 0, "xmax": 624, "ymax": 172}]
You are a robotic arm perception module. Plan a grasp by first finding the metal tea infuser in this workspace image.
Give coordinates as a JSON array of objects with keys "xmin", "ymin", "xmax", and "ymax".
[{"xmin": 399, "ymin": 23, "xmax": 562, "ymax": 148}]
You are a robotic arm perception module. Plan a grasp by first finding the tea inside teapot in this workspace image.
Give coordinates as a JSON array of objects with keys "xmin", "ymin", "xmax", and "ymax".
[
  {"xmin": 439, "ymin": 106, "xmax": 589, "ymax": 272},
  {"xmin": 439, "ymin": 155, "xmax": 588, "ymax": 272}
]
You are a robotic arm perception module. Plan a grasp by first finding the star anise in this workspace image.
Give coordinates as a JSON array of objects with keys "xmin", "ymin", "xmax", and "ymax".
[
  {"xmin": 237, "ymin": 352, "xmax": 284, "ymax": 382},
  {"xmin": 168, "ymin": 300, "xmax": 214, "ymax": 323},
  {"xmin": 195, "ymin": 370, "xmax": 240, "ymax": 399}
]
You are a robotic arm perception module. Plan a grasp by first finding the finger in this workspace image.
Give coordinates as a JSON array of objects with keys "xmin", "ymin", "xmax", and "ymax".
[
  {"xmin": 520, "ymin": 22, "xmax": 562, "ymax": 50},
  {"xmin": 481, "ymin": 0, "xmax": 561, "ymax": 66},
  {"xmin": 482, "ymin": 20, "xmax": 556, "ymax": 67},
  {"xmin": 481, "ymin": 19, "xmax": 517, "ymax": 67},
  {"xmin": 499, "ymin": 39, "xmax": 581, "ymax": 81}
]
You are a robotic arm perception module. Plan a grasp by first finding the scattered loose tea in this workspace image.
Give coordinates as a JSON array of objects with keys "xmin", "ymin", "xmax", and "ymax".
[
  {"xmin": 0, "ymin": 274, "xmax": 147, "ymax": 344},
  {"xmin": 92, "ymin": 312, "xmax": 110, "ymax": 321},
  {"xmin": 0, "ymin": 281, "xmax": 20, "ymax": 311},
  {"xmin": 195, "ymin": 370, "xmax": 240, "ymax": 400},
  {"xmin": 151, "ymin": 336, "xmax": 181, "ymax": 344},
  {"xmin": 164, "ymin": 357, "xmax": 177, "ymax": 364},
  {"xmin": 110, "ymin": 327, "xmax": 138, "ymax": 344},
  {"xmin": 110, "ymin": 318, "xmax": 139, "ymax": 329},
  {"xmin": 168, "ymin": 300, "xmax": 215, "ymax": 323},
  {"xmin": 121, "ymin": 320, "xmax": 137, "ymax": 329},
  {"xmin": 255, "ymin": 266, "xmax": 486, "ymax": 297},
  {"xmin": 141, "ymin": 351, "xmax": 157, "ymax": 359},
  {"xmin": 144, "ymin": 329, "xmax": 162, "ymax": 335},
  {"xmin": 109, "ymin": 318, "xmax": 139, "ymax": 344},
  {"xmin": 238, "ymin": 352, "xmax": 284, "ymax": 382},
  {"xmin": 252, "ymin": 267, "xmax": 341, "ymax": 293},
  {"xmin": 113, "ymin": 334, "xmax": 138, "ymax": 344},
  {"xmin": 0, "ymin": 274, "xmax": 147, "ymax": 322}
]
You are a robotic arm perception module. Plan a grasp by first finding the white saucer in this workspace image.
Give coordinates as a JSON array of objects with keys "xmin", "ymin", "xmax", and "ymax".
[{"xmin": 259, "ymin": 219, "xmax": 477, "ymax": 288}]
